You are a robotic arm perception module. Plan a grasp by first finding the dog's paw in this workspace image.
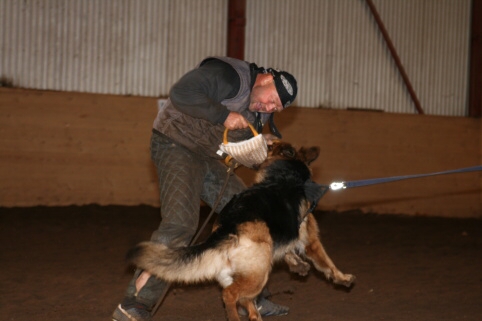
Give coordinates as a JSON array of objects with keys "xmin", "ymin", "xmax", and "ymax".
[
  {"xmin": 333, "ymin": 273, "xmax": 356, "ymax": 287},
  {"xmin": 284, "ymin": 252, "xmax": 311, "ymax": 276},
  {"xmin": 288, "ymin": 260, "xmax": 311, "ymax": 276}
]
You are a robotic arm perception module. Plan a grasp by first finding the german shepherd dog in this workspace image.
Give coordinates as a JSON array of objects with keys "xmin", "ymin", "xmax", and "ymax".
[{"xmin": 127, "ymin": 142, "xmax": 355, "ymax": 321}]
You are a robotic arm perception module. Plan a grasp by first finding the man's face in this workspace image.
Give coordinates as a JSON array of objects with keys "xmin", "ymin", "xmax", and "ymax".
[{"xmin": 249, "ymin": 77, "xmax": 283, "ymax": 113}]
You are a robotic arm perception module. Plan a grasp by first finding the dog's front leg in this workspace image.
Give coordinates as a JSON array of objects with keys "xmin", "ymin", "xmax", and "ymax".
[{"xmin": 302, "ymin": 214, "xmax": 356, "ymax": 287}]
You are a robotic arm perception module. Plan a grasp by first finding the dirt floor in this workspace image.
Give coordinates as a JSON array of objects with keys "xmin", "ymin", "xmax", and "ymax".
[{"xmin": 1, "ymin": 205, "xmax": 481, "ymax": 321}]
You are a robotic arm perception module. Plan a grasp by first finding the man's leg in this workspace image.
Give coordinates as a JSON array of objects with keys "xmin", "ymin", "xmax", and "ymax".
[
  {"xmin": 200, "ymin": 158, "xmax": 246, "ymax": 212},
  {"xmin": 113, "ymin": 133, "xmax": 205, "ymax": 321}
]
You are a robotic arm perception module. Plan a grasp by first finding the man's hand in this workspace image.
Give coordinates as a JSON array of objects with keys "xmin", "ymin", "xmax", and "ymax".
[{"xmin": 223, "ymin": 112, "xmax": 249, "ymax": 130}]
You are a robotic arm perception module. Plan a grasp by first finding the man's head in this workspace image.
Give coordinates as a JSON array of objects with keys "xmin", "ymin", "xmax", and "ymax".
[
  {"xmin": 249, "ymin": 69, "xmax": 297, "ymax": 113},
  {"xmin": 268, "ymin": 68, "xmax": 298, "ymax": 108}
]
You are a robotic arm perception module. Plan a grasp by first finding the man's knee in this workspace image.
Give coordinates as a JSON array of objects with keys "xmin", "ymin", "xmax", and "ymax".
[{"xmin": 150, "ymin": 223, "xmax": 196, "ymax": 248}]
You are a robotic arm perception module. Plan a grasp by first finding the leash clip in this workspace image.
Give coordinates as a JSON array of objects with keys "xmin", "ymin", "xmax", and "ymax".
[{"xmin": 330, "ymin": 182, "xmax": 346, "ymax": 191}]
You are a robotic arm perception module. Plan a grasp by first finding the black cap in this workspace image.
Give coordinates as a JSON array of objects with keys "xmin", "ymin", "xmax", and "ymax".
[{"xmin": 267, "ymin": 68, "xmax": 298, "ymax": 108}]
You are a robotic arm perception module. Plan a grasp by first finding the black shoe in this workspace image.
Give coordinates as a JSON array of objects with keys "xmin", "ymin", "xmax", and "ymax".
[
  {"xmin": 238, "ymin": 297, "xmax": 290, "ymax": 317},
  {"xmin": 256, "ymin": 296, "xmax": 289, "ymax": 317},
  {"xmin": 112, "ymin": 298, "xmax": 152, "ymax": 321}
]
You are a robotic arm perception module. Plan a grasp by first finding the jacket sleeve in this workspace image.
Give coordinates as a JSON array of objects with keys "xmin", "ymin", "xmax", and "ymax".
[{"xmin": 169, "ymin": 59, "xmax": 240, "ymax": 125}]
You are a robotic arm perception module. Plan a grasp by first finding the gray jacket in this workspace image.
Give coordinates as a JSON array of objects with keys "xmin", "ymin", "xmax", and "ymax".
[{"xmin": 153, "ymin": 56, "xmax": 270, "ymax": 159}]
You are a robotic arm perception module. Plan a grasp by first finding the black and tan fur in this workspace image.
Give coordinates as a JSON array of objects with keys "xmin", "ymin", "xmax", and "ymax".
[{"xmin": 127, "ymin": 142, "xmax": 355, "ymax": 321}]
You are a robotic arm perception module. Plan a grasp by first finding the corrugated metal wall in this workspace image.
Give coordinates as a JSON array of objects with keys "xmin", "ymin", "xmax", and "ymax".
[
  {"xmin": 0, "ymin": 0, "xmax": 472, "ymax": 116},
  {"xmin": 0, "ymin": 0, "xmax": 227, "ymax": 96},
  {"xmin": 246, "ymin": 0, "xmax": 472, "ymax": 115}
]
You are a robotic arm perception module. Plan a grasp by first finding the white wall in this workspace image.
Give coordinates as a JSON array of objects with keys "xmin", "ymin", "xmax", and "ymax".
[
  {"xmin": 0, "ymin": 0, "xmax": 227, "ymax": 95},
  {"xmin": 0, "ymin": 0, "xmax": 472, "ymax": 116},
  {"xmin": 246, "ymin": 0, "xmax": 471, "ymax": 115}
]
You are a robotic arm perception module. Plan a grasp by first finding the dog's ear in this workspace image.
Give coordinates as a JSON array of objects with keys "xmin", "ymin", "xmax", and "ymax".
[
  {"xmin": 281, "ymin": 146, "xmax": 296, "ymax": 158},
  {"xmin": 298, "ymin": 146, "xmax": 320, "ymax": 165}
]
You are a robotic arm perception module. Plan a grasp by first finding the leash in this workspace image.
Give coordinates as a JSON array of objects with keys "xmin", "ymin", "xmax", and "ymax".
[
  {"xmin": 329, "ymin": 165, "xmax": 482, "ymax": 191},
  {"xmin": 151, "ymin": 161, "xmax": 237, "ymax": 316},
  {"xmin": 303, "ymin": 165, "xmax": 482, "ymax": 219}
]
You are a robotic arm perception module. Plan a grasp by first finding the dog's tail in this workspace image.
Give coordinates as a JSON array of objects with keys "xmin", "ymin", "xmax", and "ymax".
[{"xmin": 126, "ymin": 238, "xmax": 233, "ymax": 284}]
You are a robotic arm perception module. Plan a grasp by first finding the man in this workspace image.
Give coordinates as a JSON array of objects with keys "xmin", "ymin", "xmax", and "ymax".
[{"xmin": 112, "ymin": 56, "xmax": 298, "ymax": 321}]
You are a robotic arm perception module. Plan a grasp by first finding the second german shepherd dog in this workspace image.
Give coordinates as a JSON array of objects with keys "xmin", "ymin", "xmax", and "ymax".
[{"xmin": 127, "ymin": 142, "xmax": 355, "ymax": 321}]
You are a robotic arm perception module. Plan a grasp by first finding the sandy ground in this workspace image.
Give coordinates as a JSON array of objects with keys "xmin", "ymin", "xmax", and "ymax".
[{"xmin": 1, "ymin": 205, "xmax": 481, "ymax": 321}]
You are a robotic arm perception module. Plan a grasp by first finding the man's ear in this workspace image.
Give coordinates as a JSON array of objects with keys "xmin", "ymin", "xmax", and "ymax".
[{"xmin": 298, "ymin": 147, "xmax": 320, "ymax": 165}]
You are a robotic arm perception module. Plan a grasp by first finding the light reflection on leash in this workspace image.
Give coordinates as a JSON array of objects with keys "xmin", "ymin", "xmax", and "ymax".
[{"xmin": 329, "ymin": 165, "xmax": 482, "ymax": 190}]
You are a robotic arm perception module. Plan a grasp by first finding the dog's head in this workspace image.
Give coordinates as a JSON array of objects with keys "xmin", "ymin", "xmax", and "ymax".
[
  {"xmin": 254, "ymin": 141, "xmax": 320, "ymax": 182},
  {"xmin": 267, "ymin": 141, "xmax": 320, "ymax": 165}
]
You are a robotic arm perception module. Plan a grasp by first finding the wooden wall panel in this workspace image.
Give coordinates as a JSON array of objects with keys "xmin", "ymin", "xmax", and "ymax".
[
  {"xmin": 272, "ymin": 108, "xmax": 481, "ymax": 217},
  {"xmin": 1, "ymin": 88, "xmax": 480, "ymax": 217},
  {"xmin": 0, "ymin": 88, "xmax": 159, "ymax": 206}
]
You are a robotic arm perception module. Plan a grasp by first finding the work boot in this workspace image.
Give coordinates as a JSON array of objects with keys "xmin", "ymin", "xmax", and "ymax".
[
  {"xmin": 256, "ymin": 296, "xmax": 290, "ymax": 317},
  {"xmin": 112, "ymin": 297, "xmax": 152, "ymax": 321},
  {"xmin": 238, "ymin": 290, "xmax": 290, "ymax": 317}
]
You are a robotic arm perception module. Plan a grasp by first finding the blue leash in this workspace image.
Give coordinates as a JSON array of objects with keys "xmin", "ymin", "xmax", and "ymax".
[
  {"xmin": 304, "ymin": 165, "xmax": 482, "ymax": 216},
  {"xmin": 329, "ymin": 165, "xmax": 482, "ymax": 191}
]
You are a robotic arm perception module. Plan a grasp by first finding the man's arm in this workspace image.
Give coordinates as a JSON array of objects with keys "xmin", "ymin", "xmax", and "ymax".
[{"xmin": 169, "ymin": 59, "xmax": 239, "ymax": 125}]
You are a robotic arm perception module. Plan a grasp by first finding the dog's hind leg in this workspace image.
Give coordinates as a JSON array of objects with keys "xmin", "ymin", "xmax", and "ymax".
[
  {"xmin": 222, "ymin": 284, "xmax": 243, "ymax": 321},
  {"xmin": 238, "ymin": 298, "xmax": 261, "ymax": 321},
  {"xmin": 302, "ymin": 214, "xmax": 355, "ymax": 287},
  {"xmin": 222, "ymin": 276, "xmax": 265, "ymax": 321},
  {"xmin": 222, "ymin": 222, "xmax": 272, "ymax": 321}
]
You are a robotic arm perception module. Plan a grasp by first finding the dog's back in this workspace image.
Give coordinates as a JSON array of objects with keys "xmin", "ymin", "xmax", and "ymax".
[
  {"xmin": 217, "ymin": 157, "xmax": 312, "ymax": 246},
  {"xmin": 128, "ymin": 155, "xmax": 313, "ymax": 282}
]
